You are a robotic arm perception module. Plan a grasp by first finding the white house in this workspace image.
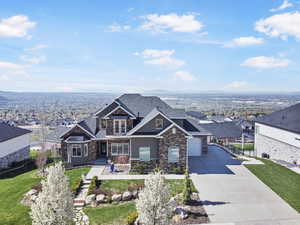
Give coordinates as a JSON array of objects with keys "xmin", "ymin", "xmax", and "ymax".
[
  {"xmin": 255, "ymin": 103, "xmax": 300, "ymax": 165},
  {"xmin": 0, "ymin": 122, "xmax": 32, "ymax": 168}
]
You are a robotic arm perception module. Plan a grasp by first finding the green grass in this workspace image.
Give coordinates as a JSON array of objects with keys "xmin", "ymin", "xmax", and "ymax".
[
  {"xmin": 245, "ymin": 158, "xmax": 300, "ymax": 213},
  {"xmin": 100, "ymin": 179, "xmax": 198, "ymax": 196},
  {"xmin": 232, "ymin": 143, "xmax": 254, "ymax": 151},
  {"xmin": 84, "ymin": 202, "xmax": 136, "ymax": 225},
  {"xmin": 0, "ymin": 167, "xmax": 90, "ymax": 225},
  {"xmin": 66, "ymin": 167, "xmax": 90, "ymax": 191}
]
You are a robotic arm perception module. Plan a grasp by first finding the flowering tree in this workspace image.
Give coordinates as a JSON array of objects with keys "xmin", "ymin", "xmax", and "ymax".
[
  {"xmin": 30, "ymin": 162, "xmax": 74, "ymax": 225},
  {"xmin": 35, "ymin": 152, "xmax": 48, "ymax": 175},
  {"xmin": 136, "ymin": 170, "xmax": 174, "ymax": 225}
]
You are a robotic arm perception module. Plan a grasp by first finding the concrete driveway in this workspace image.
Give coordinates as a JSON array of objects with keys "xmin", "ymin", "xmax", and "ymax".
[{"xmin": 190, "ymin": 145, "xmax": 300, "ymax": 225}]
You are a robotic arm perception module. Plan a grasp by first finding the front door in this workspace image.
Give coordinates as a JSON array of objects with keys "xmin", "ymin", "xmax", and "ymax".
[{"xmin": 99, "ymin": 142, "xmax": 107, "ymax": 157}]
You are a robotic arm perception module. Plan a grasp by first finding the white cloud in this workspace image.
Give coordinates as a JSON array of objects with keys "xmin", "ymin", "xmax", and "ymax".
[
  {"xmin": 224, "ymin": 36, "xmax": 264, "ymax": 47},
  {"xmin": 135, "ymin": 49, "xmax": 175, "ymax": 58},
  {"xmin": 145, "ymin": 57, "xmax": 185, "ymax": 67},
  {"xmin": 141, "ymin": 13, "xmax": 204, "ymax": 33},
  {"xmin": 0, "ymin": 15, "xmax": 36, "ymax": 38},
  {"xmin": 255, "ymin": 12, "xmax": 300, "ymax": 40},
  {"xmin": 270, "ymin": 0, "xmax": 293, "ymax": 12},
  {"xmin": 108, "ymin": 24, "xmax": 131, "ymax": 32},
  {"xmin": 25, "ymin": 44, "xmax": 48, "ymax": 52},
  {"xmin": 241, "ymin": 56, "xmax": 290, "ymax": 69},
  {"xmin": 20, "ymin": 55, "xmax": 47, "ymax": 64},
  {"xmin": 225, "ymin": 81, "xmax": 248, "ymax": 89},
  {"xmin": 173, "ymin": 70, "xmax": 196, "ymax": 81},
  {"xmin": 0, "ymin": 61, "xmax": 24, "ymax": 70},
  {"xmin": 135, "ymin": 49, "xmax": 185, "ymax": 68}
]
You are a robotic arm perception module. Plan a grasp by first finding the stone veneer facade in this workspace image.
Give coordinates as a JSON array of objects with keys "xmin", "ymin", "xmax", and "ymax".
[
  {"xmin": 158, "ymin": 127, "xmax": 187, "ymax": 172},
  {"xmin": 255, "ymin": 133, "xmax": 300, "ymax": 165},
  {"xmin": 0, "ymin": 146, "xmax": 30, "ymax": 168}
]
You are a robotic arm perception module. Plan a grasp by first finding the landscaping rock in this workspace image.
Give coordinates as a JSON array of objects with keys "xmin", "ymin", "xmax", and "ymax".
[
  {"xmin": 90, "ymin": 200, "xmax": 97, "ymax": 208},
  {"xmin": 122, "ymin": 191, "xmax": 132, "ymax": 201},
  {"xmin": 26, "ymin": 189, "xmax": 38, "ymax": 196},
  {"xmin": 175, "ymin": 207, "xmax": 189, "ymax": 219},
  {"xmin": 86, "ymin": 194, "xmax": 96, "ymax": 205},
  {"xmin": 96, "ymin": 194, "xmax": 106, "ymax": 203},
  {"xmin": 112, "ymin": 194, "xmax": 122, "ymax": 202},
  {"xmin": 132, "ymin": 190, "xmax": 138, "ymax": 199},
  {"xmin": 21, "ymin": 196, "xmax": 32, "ymax": 206}
]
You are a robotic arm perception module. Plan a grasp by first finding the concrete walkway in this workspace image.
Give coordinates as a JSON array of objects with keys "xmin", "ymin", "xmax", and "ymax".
[
  {"xmin": 85, "ymin": 166, "xmax": 105, "ymax": 180},
  {"xmin": 190, "ymin": 145, "xmax": 300, "ymax": 225}
]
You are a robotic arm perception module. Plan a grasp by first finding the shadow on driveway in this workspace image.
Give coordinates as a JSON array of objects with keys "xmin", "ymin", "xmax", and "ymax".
[{"xmin": 189, "ymin": 145, "xmax": 241, "ymax": 175}]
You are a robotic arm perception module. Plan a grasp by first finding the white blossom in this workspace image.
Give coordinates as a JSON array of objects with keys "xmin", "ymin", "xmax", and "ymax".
[
  {"xmin": 30, "ymin": 162, "xmax": 74, "ymax": 225},
  {"xmin": 136, "ymin": 171, "xmax": 174, "ymax": 225}
]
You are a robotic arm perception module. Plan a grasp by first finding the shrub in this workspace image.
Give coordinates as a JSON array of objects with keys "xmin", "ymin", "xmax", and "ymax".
[
  {"xmin": 128, "ymin": 183, "xmax": 145, "ymax": 192},
  {"xmin": 132, "ymin": 164, "xmax": 148, "ymax": 174},
  {"xmin": 182, "ymin": 169, "xmax": 192, "ymax": 204},
  {"xmin": 126, "ymin": 211, "xmax": 138, "ymax": 225},
  {"xmin": 88, "ymin": 176, "xmax": 99, "ymax": 195},
  {"xmin": 169, "ymin": 167, "xmax": 184, "ymax": 174},
  {"xmin": 73, "ymin": 178, "xmax": 83, "ymax": 195}
]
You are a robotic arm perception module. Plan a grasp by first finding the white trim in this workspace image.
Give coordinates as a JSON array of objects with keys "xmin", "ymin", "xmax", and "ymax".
[
  {"xmin": 157, "ymin": 123, "xmax": 191, "ymax": 137},
  {"xmin": 59, "ymin": 124, "xmax": 95, "ymax": 138},
  {"xmin": 103, "ymin": 105, "xmax": 136, "ymax": 119},
  {"xmin": 65, "ymin": 140, "xmax": 90, "ymax": 144},
  {"xmin": 94, "ymin": 101, "xmax": 119, "ymax": 116}
]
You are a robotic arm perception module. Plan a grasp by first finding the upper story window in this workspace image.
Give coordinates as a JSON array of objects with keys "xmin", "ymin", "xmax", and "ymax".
[
  {"xmin": 155, "ymin": 118, "xmax": 163, "ymax": 129},
  {"xmin": 114, "ymin": 119, "xmax": 127, "ymax": 135}
]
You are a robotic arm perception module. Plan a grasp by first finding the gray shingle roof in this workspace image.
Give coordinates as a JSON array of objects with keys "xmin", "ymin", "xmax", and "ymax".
[
  {"xmin": 0, "ymin": 122, "xmax": 31, "ymax": 143},
  {"xmin": 256, "ymin": 103, "xmax": 300, "ymax": 134},
  {"xmin": 118, "ymin": 94, "xmax": 186, "ymax": 118},
  {"xmin": 199, "ymin": 122, "xmax": 242, "ymax": 138},
  {"xmin": 186, "ymin": 111, "xmax": 207, "ymax": 120},
  {"xmin": 46, "ymin": 126, "xmax": 69, "ymax": 142},
  {"xmin": 78, "ymin": 117, "xmax": 97, "ymax": 135}
]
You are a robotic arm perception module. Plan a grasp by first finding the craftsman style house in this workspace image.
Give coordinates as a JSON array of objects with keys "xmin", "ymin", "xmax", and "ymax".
[{"xmin": 53, "ymin": 94, "xmax": 210, "ymax": 172}]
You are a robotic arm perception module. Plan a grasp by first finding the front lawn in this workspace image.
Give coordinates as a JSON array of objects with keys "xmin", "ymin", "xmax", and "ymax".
[
  {"xmin": 84, "ymin": 202, "xmax": 136, "ymax": 225},
  {"xmin": 100, "ymin": 179, "xmax": 198, "ymax": 196},
  {"xmin": 245, "ymin": 158, "xmax": 300, "ymax": 213},
  {"xmin": 0, "ymin": 167, "xmax": 90, "ymax": 225},
  {"xmin": 232, "ymin": 143, "xmax": 254, "ymax": 151}
]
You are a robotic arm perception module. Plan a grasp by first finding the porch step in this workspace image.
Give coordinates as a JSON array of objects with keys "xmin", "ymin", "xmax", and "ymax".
[{"xmin": 74, "ymin": 199, "xmax": 85, "ymax": 207}]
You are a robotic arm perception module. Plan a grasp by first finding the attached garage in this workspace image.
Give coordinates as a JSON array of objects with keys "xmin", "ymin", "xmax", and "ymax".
[{"xmin": 188, "ymin": 137, "xmax": 202, "ymax": 156}]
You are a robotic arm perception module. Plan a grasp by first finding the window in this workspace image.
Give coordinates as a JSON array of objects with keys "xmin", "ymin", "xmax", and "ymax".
[
  {"xmin": 139, "ymin": 147, "xmax": 150, "ymax": 161},
  {"xmin": 172, "ymin": 127, "xmax": 177, "ymax": 134},
  {"xmin": 101, "ymin": 120, "xmax": 107, "ymax": 129},
  {"xmin": 168, "ymin": 147, "xmax": 179, "ymax": 163},
  {"xmin": 72, "ymin": 144, "xmax": 82, "ymax": 157},
  {"xmin": 84, "ymin": 144, "xmax": 88, "ymax": 157},
  {"xmin": 114, "ymin": 119, "xmax": 127, "ymax": 134},
  {"xmin": 111, "ymin": 143, "xmax": 129, "ymax": 155},
  {"xmin": 155, "ymin": 119, "xmax": 163, "ymax": 129}
]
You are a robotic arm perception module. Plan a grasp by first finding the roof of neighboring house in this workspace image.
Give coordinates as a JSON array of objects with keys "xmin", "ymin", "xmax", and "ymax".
[
  {"xmin": 0, "ymin": 122, "xmax": 31, "ymax": 143},
  {"xmin": 199, "ymin": 122, "xmax": 242, "ymax": 139},
  {"xmin": 46, "ymin": 126, "xmax": 70, "ymax": 142},
  {"xmin": 208, "ymin": 115, "xmax": 232, "ymax": 123},
  {"xmin": 256, "ymin": 103, "xmax": 300, "ymax": 134},
  {"xmin": 186, "ymin": 111, "xmax": 207, "ymax": 120}
]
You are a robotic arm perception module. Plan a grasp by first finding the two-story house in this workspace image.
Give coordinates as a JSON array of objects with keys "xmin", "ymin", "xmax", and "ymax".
[{"xmin": 52, "ymin": 94, "xmax": 210, "ymax": 172}]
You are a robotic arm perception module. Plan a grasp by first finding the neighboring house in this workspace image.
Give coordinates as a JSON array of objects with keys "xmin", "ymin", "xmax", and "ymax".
[
  {"xmin": 0, "ymin": 122, "xmax": 32, "ymax": 168},
  {"xmin": 208, "ymin": 115, "xmax": 233, "ymax": 123},
  {"xmin": 45, "ymin": 126, "xmax": 69, "ymax": 151},
  {"xmin": 200, "ymin": 121, "xmax": 243, "ymax": 145},
  {"xmin": 255, "ymin": 103, "xmax": 300, "ymax": 165},
  {"xmin": 49, "ymin": 94, "xmax": 211, "ymax": 172}
]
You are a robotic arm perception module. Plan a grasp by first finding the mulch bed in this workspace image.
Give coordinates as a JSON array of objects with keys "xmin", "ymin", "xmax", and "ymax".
[{"xmin": 173, "ymin": 198, "xmax": 209, "ymax": 224}]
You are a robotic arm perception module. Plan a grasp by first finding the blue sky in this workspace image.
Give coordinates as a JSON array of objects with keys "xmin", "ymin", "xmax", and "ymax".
[{"xmin": 0, "ymin": 0, "xmax": 300, "ymax": 92}]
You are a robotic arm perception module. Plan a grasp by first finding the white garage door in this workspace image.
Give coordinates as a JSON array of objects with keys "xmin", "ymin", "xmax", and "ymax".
[{"xmin": 188, "ymin": 137, "xmax": 202, "ymax": 156}]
